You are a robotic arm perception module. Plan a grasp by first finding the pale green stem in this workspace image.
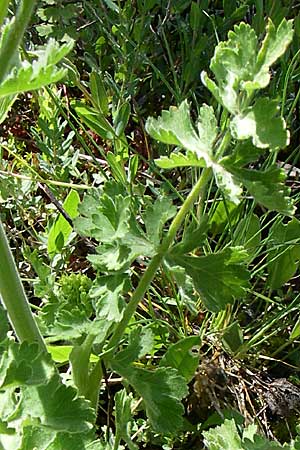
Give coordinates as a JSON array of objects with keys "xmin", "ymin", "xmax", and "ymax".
[
  {"xmin": 0, "ymin": 0, "xmax": 38, "ymax": 84},
  {"xmin": 105, "ymin": 167, "xmax": 213, "ymax": 353},
  {"xmin": 0, "ymin": 221, "xmax": 46, "ymax": 350}
]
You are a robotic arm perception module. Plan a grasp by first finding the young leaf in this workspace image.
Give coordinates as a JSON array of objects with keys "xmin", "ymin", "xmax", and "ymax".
[
  {"xmin": 160, "ymin": 336, "xmax": 200, "ymax": 382},
  {"xmin": 110, "ymin": 361, "xmax": 188, "ymax": 435},
  {"xmin": 202, "ymin": 19, "xmax": 294, "ymax": 112},
  {"xmin": 143, "ymin": 197, "xmax": 176, "ymax": 247},
  {"xmin": 146, "ymin": 100, "xmax": 216, "ymax": 163},
  {"xmin": 202, "ymin": 22, "xmax": 258, "ymax": 113},
  {"xmin": 267, "ymin": 218, "xmax": 300, "ymax": 289},
  {"xmin": 90, "ymin": 274, "xmax": 129, "ymax": 323},
  {"xmin": 168, "ymin": 247, "xmax": 250, "ymax": 312},
  {"xmin": 230, "ymin": 98, "xmax": 289, "ymax": 149},
  {"xmin": 0, "ymin": 39, "xmax": 74, "ymax": 97},
  {"xmin": 247, "ymin": 18, "xmax": 294, "ymax": 92},
  {"xmin": 114, "ymin": 389, "xmax": 138, "ymax": 450}
]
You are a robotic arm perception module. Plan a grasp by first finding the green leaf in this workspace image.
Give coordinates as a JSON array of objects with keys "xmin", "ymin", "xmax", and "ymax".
[
  {"xmin": 110, "ymin": 361, "xmax": 188, "ymax": 434},
  {"xmin": 114, "ymin": 101, "xmax": 131, "ymax": 137},
  {"xmin": 89, "ymin": 71, "xmax": 109, "ymax": 115},
  {"xmin": 230, "ymin": 98, "xmax": 289, "ymax": 149},
  {"xmin": 0, "ymin": 39, "xmax": 73, "ymax": 97},
  {"xmin": 247, "ymin": 18, "xmax": 294, "ymax": 92},
  {"xmin": 169, "ymin": 247, "xmax": 250, "ymax": 312},
  {"xmin": 0, "ymin": 340, "xmax": 96, "ymax": 447},
  {"xmin": 45, "ymin": 309, "xmax": 111, "ymax": 344},
  {"xmin": 201, "ymin": 19, "xmax": 293, "ymax": 112},
  {"xmin": 21, "ymin": 377, "xmax": 95, "ymax": 433},
  {"xmin": 143, "ymin": 197, "xmax": 176, "ymax": 247},
  {"xmin": 222, "ymin": 321, "xmax": 244, "ymax": 354},
  {"xmin": 73, "ymin": 101, "xmax": 114, "ymax": 140},
  {"xmin": 75, "ymin": 187, "xmax": 154, "ymax": 271},
  {"xmin": 226, "ymin": 165, "xmax": 295, "ymax": 216},
  {"xmin": 202, "ymin": 419, "xmax": 284, "ymax": 450},
  {"xmin": 114, "ymin": 389, "xmax": 138, "ymax": 450},
  {"xmin": 155, "ymin": 150, "xmax": 206, "ymax": 169},
  {"xmin": 113, "ymin": 326, "xmax": 154, "ymax": 366},
  {"xmin": 203, "ymin": 419, "xmax": 244, "ymax": 449},
  {"xmin": 146, "ymin": 100, "xmax": 216, "ymax": 163},
  {"xmin": 171, "ymin": 216, "xmax": 208, "ymax": 254},
  {"xmin": 47, "ymin": 189, "xmax": 80, "ymax": 257},
  {"xmin": 213, "ymin": 162, "xmax": 242, "ymax": 204},
  {"xmin": 267, "ymin": 218, "xmax": 300, "ymax": 289},
  {"xmin": 90, "ymin": 274, "xmax": 129, "ymax": 323},
  {"xmin": 160, "ymin": 336, "xmax": 200, "ymax": 382},
  {"xmin": 202, "ymin": 22, "xmax": 258, "ymax": 113}
]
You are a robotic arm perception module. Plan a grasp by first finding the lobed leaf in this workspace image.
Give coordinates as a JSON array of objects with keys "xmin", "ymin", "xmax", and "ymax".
[
  {"xmin": 143, "ymin": 197, "xmax": 176, "ymax": 247},
  {"xmin": 226, "ymin": 165, "xmax": 295, "ymax": 216},
  {"xmin": 230, "ymin": 98, "xmax": 289, "ymax": 149},
  {"xmin": 111, "ymin": 361, "xmax": 188, "ymax": 435},
  {"xmin": 146, "ymin": 100, "xmax": 216, "ymax": 162},
  {"xmin": 0, "ymin": 39, "xmax": 74, "ymax": 97},
  {"xmin": 168, "ymin": 247, "xmax": 250, "ymax": 312},
  {"xmin": 202, "ymin": 19, "xmax": 294, "ymax": 112}
]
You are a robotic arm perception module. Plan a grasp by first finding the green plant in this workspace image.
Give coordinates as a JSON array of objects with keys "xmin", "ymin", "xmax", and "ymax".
[{"xmin": 1, "ymin": 1, "xmax": 300, "ymax": 448}]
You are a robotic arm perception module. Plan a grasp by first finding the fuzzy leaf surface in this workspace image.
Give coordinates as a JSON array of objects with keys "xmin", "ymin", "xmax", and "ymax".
[
  {"xmin": 230, "ymin": 98, "xmax": 289, "ymax": 149},
  {"xmin": 203, "ymin": 419, "xmax": 283, "ymax": 450},
  {"xmin": 201, "ymin": 19, "xmax": 293, "ymax": 113},
  {"xmin": 90, "ymin": 274, "xmax": 129, "ymax": 323},
  {"xmin": 169, "ymin": 247, "xmax": 250, "ymax": 312},
  {"xmin": 155, "ymin": 150, "xmax": 207, "ymax": 169},
  {"xmin": 0, "ymin": 39, "xmax": 73, "ymax": 97},
  {"xmin": 146, "ymin": 100, "xmax": 216, "ymax": 162},
  {"xmin": 0, "ymin": 339, "xmax": 96, "ymax": 448}
]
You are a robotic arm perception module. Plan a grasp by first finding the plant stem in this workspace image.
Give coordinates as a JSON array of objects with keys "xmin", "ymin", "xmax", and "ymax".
[
  {"xmin": 0, "ymin": 0, "xmax": 38, "ymax": 84},
  {"xmin": 106, "ymin": 167, "xmax": 213, "ymax": 353},
  {"xmin": 0, "ymin": 0, "xmax": 10, "ymax": 30},
  {"xmin": 0, "ymin": 221, "xmax": 46, "ymax": 350}
]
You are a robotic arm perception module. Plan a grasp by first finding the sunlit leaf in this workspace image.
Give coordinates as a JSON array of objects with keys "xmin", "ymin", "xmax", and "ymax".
[
  {"xmin": 230, "ymin": 98, "xmax": 289, "ymax": 149},
  {"xmin": 0, "ymin": 39, "xmax": 73, "ymax": 97}
]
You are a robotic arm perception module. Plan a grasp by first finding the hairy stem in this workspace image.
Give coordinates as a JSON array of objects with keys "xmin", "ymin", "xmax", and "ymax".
[
  {"xmin": 0, "ymin": 221, "xmax": 46, "ymax": 350},
  {"xmin": 0, "ymin": 0, "xmax": 38, "ymax": 84},
  {"xmin": 106, "ymin": 167, "xmax": 213, "ymax": 353}
]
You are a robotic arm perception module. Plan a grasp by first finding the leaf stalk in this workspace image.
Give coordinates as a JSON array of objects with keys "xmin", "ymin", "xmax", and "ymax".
[
  {"xmin": 105, "ymin": 167, "xmax": 213, "ymax": 353},
  {"xmin": 0, "ymin": 221, "xmax": 46, "ymax": 350}
]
